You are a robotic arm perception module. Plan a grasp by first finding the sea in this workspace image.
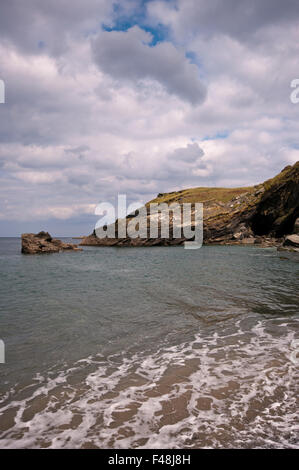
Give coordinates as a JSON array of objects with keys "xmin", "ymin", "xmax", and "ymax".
[{"xmin": 0, "ymin": 237, "xmax": 298, "ymax": 448}]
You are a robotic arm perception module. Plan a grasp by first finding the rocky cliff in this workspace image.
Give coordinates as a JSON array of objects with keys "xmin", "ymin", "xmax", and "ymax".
[
  {"xmin": 80, "ymin": 161, "xmax": 299, "ymax": 248},
  {"xmin": 21, "ymin": 232, "xmax": 82, "ymax": 254}
]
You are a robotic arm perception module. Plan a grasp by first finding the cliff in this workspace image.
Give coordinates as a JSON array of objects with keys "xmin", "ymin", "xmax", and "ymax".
[{"xmin": 80, "ymin": 161, "xmax": 299, "ymax": 248}]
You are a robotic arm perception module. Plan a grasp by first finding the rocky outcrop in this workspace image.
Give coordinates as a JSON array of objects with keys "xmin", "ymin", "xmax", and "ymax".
[
  {"xmin": 21, "ymin": 231, "xmax": 82, "ymax": 254},
  {"xmin": 293, "ymin": 218, "xmax": 299, "ymax": 234},
  {"xmin": 278, "ymin": 234, "xmax": 299, "ymax": 253},
  {"xmin": 283, "ymin": 234, "xmax": 299, "ymax": 247},
  {"xmin": 277, "ymin": 217, "xmax": 299, "ymax": 253},
  {"xmin": 80, "ymin": 161, "xmax": 299, "ymax": 248}
]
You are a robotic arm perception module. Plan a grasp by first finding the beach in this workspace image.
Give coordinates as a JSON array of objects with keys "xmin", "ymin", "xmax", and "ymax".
[{"xmin": 0, "ymin": 239, "xmax": 298, "ymax": 448}]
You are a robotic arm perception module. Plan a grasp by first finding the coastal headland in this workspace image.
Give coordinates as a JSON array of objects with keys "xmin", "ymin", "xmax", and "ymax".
[{"xmin": 80, "ymin": 161, "xmax": 299, "ymax": 250}]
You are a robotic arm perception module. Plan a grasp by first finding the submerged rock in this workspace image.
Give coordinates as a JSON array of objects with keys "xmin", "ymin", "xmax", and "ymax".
[{"xmin": 21, "ymin": 232, "xmax": 82, "ymax": 254}]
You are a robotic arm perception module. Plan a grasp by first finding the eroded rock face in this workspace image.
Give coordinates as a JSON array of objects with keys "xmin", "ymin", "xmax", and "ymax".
[
  {"xmin": 21, "ymin": 232, "xmax": 82, "ymax": 254},
  {"xmin": 250, "ymin": 162, "xmax": 299, "ymax": 237}
]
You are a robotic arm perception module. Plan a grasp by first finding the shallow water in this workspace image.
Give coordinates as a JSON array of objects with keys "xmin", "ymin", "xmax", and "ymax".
[{"xmin": 0, "ymin": 238, "xmax": 298, "ymax": 448}]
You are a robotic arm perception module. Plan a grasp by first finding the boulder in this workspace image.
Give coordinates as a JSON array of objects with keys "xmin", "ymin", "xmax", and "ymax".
[
  {"xmin": 21, "ymin": 232, "xmax": 82, "ymax": 254},
  {"xmin": 232, "ymin": 223, "xmax": 253, "ymax": 240},
  {"xmin": 283, "ymin": 234, "xmax": 299, "ymax": 248},
  {"xmin": 240, "ymin": 237, "xmax": 256, "ymax": 245}
]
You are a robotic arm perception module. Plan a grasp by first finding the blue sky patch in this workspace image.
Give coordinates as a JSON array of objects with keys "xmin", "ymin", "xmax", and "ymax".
[
  {"xmin": 203, "ymin": 131, "xmax": 230, "ymax": 141},
  {"xmin": 103, "ymin": 1, "xmax": 170, "ymax": 45}
]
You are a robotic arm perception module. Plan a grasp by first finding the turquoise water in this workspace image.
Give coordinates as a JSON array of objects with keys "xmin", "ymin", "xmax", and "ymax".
[{"xmin": 0, "ymin": 238, "xmax": 298, "ymax": 448}]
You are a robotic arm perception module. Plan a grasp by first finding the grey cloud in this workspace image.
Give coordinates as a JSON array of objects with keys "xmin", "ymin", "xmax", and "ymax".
[
  {"xmin": 65, "ymin": 145, "xmax": 90, "ymax": 154},
  {"xmin": 149, "ymin": 0, "xmax": 299, "ymax": 42},
  {"xmin": 65, "ymin": 145, "xmax": 90, "ymax": 160},
  {"xmin": 170, "ymin": 142, "xmax": 204, "ymax": 163},
  {"xmin": 0, "ymin": 0, "xmax": 112, "ymax": 56},
  {"xmin": 92, "ymin": 26, "xmax": 206, "ymax": 105},
  {"xmin": 164, "ymin": 142, "xmax": 208, "ymax": 180},
  {"xmin": 67, "ymin": 174, "xmax": 92, "ymax": 187}
]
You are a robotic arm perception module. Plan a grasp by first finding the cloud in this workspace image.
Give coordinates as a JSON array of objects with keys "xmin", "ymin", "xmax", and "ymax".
[
  {"xmin": 148, "ymin": 0, "xmax": 299, "ymax": 41},
  {"xmin": 170, "ymin": 142, "xmax": 204, "ymax": 163},
  {"xmin": 163, "ymin": 142, "xmax": 210, "ymax": 180},
  {"xmin": 0, "ymin": 0, "xmax": 112, "ymax": 56},
  {"xmin": 92, "ymin": 26, "xmax": 206, "ymax": 105},
  {"xmin": 0, "ymin": 1, "xmax": 299, "ymax": 235}
]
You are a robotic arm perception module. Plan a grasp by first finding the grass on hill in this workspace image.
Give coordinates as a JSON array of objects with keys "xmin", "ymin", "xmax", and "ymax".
[{"xmin": 148, "ymin": 186, "xmax": 255, "ymax": 206}]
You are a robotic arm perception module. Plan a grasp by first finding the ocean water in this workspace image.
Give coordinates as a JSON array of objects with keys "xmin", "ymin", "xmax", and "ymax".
[{"xmin": 0, "ymin": 238, "xmax": 298, "ymax": 449}]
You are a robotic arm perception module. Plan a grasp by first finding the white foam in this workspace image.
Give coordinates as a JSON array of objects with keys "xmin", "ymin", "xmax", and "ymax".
[{"xmin": 0, "ymin": 317, "xmax": 298, "ymax": 449}]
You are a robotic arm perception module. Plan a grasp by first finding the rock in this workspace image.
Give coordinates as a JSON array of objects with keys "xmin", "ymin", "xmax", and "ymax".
[
  {"xmin": 253, "ymin": 186, "xmax": 265, "ymax": 196},
  {"xmin": 278, "ymin": 246, "xmax": 299, "ymax": 253},
  {"xmin": 21, "ymin": 232, "xmax": 82, "ymax": 254},
  {"xmin": 233, "ymin": 231, "xmax": 243, "ymax": 240},
  {"xmin": 232, "ymin": 223, "xmax": 253, "ymax": 240},
  {"xmin": 240, "ymin": 237, "xmax": 256, "ymax": 244},
  {"xmin": 283, "ymin": 234, "xmax": 299, "ymax": 248},
  {"xmin": 35, "ymin": 231, "xmax": 52, "ymax": 241},
  {"xmin": 293, "ymin": 218, "xmax": 299, "ymax": 234}
]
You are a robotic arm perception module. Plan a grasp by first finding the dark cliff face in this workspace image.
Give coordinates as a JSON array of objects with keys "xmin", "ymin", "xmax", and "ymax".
[
  {"xmin": 250, "ymin": 162, "xmax": 299, "ymax": 237},
  {"xmin": 81, "ymin": 161, "xmax": 299, "ymax": 247}
]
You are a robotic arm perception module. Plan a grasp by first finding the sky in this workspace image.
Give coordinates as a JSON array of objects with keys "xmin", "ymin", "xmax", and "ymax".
[{"xmin": 0, "ymin": 0, "xmax": 299, "ymax": 236}]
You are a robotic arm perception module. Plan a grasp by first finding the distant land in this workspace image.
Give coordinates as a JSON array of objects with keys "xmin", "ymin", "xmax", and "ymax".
[{"xmin": 80, "ymin": 161, "xmax": 299, "ymax": 249}]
